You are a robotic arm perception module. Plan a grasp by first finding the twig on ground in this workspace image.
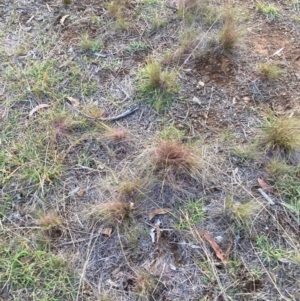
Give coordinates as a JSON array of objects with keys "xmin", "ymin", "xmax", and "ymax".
[
  {"xmin": 258, "ymin": 188, "xmax": 275, "ymax": 205},
  {"xmin": 66, "ymin": 100, "xmax": 139, "ymax": 122}
]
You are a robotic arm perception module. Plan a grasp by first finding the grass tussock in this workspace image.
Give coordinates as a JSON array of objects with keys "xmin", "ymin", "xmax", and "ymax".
[
  {"xmin": 140, "ymin": 59, "xmax": 177, "ymax": 92},
  {"xmin": 81, "ymin": 33, "xmax": 103, "ymax": 52},
  {"xmin": 104, "ymin": 127, "xmax": 128, "ymax": 142},
  {"xmin": 226, "ymin": 197, "xmax": 261, "ymax": 225},
  {"xmin": 177, "ymin": 0, "xmax": 219, "ymax": 25},
  {"xmin": 171, "ymin": 27, "xmax": 202, "ymax": 61},
  {"xmin": 133, "ymin": 270, "xmax": 159, "ymax": 297},
  {"xmin": 153, "ymin": 140, "xmax": 194, "ymax": 169},
  {"xmin": 258, "ymin": 62, "xmax": 284, "ymax": 79},
  {"xmin": 138, "ymin": 59, "xmax": 178, "ymax": 110},
  {"xmin": 35, "ymin": 212, "xmax": 62, "ymax": 230},
  {"xmin": 151, "ymin": 138, "xmax": 204, "ymax": 183},
  {"xmin": 257, "ymin": 2, "xmax": 280, "ymax": 19},
  {"xmin": 135, "ymin": 126, "xmax": 204, "ymax": 184},
  {"xmin": 219, "ymin": 8, "xmax": 243, "ymax": 51},
  {"xmin": 90, "ymin": 200, "xmax": 134, "ymax": 223},
  {"xmin": 266, "ymin": 158, "xmax": 292, "ymax": 177},
  {"xmin": 258, "ymin": 115, "xmax": 300, "ymax": 153}
]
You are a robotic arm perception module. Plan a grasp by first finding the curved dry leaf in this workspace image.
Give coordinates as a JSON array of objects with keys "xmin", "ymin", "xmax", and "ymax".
[
  {"xmin": 28, "ymin": 104, "xmax": 50, "ymax": 117},
  {"xmin": 60, "ymin": 14, "xmax": 70, "ymax": 26},
  {"xmin": 66, "ymin": 96, "xmax": 80, "ymax": 107},
  {"xmin": 77, "ymin": 188, "xmax": 85, "ymax": 196},
  {"xmin": 100, "ymin": 227, "xmax": 112, "ymax": 237},
  {"xmin": 197, "ymin": 230, "xmax": 227, "ymax": 265},
  {"xmin": 258, "ymin": 177, "xmax": 274, "ymax": 193},
  {"xmin": 149, "ymin": 208, "xmax": 172, "ymax": 220},
  {"xmin": 155, "ymin": 223, "xmax": 161, "ymax": 243}
]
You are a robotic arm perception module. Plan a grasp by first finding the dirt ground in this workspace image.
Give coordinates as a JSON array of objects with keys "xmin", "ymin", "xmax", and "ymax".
[{"xmin": 0, "ymin": 0, "xmax": 300, "ymax": 300}]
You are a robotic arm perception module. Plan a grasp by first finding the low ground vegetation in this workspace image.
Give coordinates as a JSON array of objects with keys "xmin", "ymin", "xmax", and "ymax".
[{"xmin": 0, "ymin": 0, "xmax": 299, "ymax": 300}]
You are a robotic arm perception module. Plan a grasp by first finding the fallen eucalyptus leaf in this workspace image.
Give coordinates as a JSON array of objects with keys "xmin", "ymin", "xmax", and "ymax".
[
  {"xmin": 197, "ymin": 229, "xmax": 227, "ymax": 265},
  {"xmin": 100, "ymin": 227, "xmax": 112, "ymax": 237},
  {"xmin": 149, "ymin": 208, "xmax": 172, "ymax": 220},
  {"xmin": 66, "ymin": 96, "xmax": 80, "ymax": 107},
  {"xmin": 60, "ymin": 14, "xmax": 70, "ymax": 26}
]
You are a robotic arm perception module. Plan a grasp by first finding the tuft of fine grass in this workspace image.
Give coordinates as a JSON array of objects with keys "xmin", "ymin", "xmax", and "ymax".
[
  {"xmin": 257, "ymin": 115, "xmax": 300, "ymax": 153},
  {"xmin": 140, "ymin": 59, "xmax": 177, "ymax": 92},
  {"xmin": 257, "ymin": 2, "xmax": 280, "ymax": 19},
  {"xmin": 107, "ymin": 1, "xmax": 122, "ymax": 18},
  {"xmin": 266, "ymin": 158, "xmax": 292, "ymax": 177},
  {"xmin": 219, "ymin": 8, "xmax": 243, "ymax": 51},
  {"xmin": 226, "ymin": 197, "xmax": 261, "ymax": 225},
  {"xmin": 177, "ymin": 0, "xmax": 219, "ymax": 25},
  {"xmin": 90, "ymin": 200, "xmax": 133, "ymax": 224},
  {"xmin": 150, "ymin": 138, "xmax": 204, "ymax": 183},
  {"xmin": 258, "ymin": 62, "xmax": 284, "ymax": 79},
  {"xmin": 35, "ymin": 212, "xmax": 62, "ymax": 230},
  {"xmin": 133, "ymin": 269, "xmax": 160, "ymax": 298},
  {"xmin": 138, "ymin": 59, "xmax": 178, "ymax": 110},
  {"xmin": 81, "ymin": 33, "xmax": 103, "ymax": 52},
  {"xmin": 104, "ymin": 127, "xmax": 128, "ymax": 142},
  {"xmin": 153, "ymin": 140, "xmax": 194, "ymax": 169}
]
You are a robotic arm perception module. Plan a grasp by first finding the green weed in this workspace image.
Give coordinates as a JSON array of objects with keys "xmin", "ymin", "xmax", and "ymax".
[
  {"xmin": 255, "ymin": 235, "xmax": 291, "ymax": 264},
  {"xmin": 0, "ymin": 238, "xmax": 76, "ymax": 299},
  {"xmin": 125, "ymin": 41, "xmax": 148, "ymax": 53},
  {"xmin": 178, "ymin": 198, "xmax": 205, "ymax": 229},
  {"xmin": 81, "ymin": 33, "xmax": 103, "ymax": 52},
  {"xmin": 257, "ymin": 2, "xmax": 281, "ymax": 19},
  {"xmin": 4, "ymin": 60, "xmax": 62, "ymax": 98}
]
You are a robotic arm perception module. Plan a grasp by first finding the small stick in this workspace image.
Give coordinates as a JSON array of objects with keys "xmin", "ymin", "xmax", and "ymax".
[
  {"xmin": 66, "ymin": 101, "xmax": 139, "ymax": 122},
  {"xmin": 258, "ymin": 188, "xmax": 275, "ymax": 205}
]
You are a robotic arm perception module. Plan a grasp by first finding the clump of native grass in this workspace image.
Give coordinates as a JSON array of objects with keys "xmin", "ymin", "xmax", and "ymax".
[
  {"xmin": 225, "ymin": 197, "xmax": 261, "ymax": 225},
  {"xmin": 90, "ymin": 200, "xmax": 134, "ymax": 224},
  {"xmin": 132, "ymin": 269, "xmax": 160, "ymax": 298},
  {"xmin": 34, "ymin": 211, "xmax": 64, "ymax": 242},
  {"xmin": 35, "ymin": 212, "xmax": 62, "ymax": 230},
  {"xmin": 136, "ymin": 126, "xmax": 204, "ymax": 188},
  {"xmin": 169, "ymin": 27, "xmax": 203, "ymax": 62},
  {"xmin": 218, "ymin": 7, "xmax": 244, "ymax": 51},
  {"xmin": 258, "ymin": 62, "xmax": 284, "ymax": 79},
  {"xmin": 257, "ymin": 115, "xmax": 300, "ymax": 154},
  {"xmin": 89, "ymin": 170, "xmax": 152, "ymax": 223},
  {"xmin": 80, "ymin": 33, "xmax": 103, "ymax": 52},
  {"xmin": 106, "ymin": 0, "xmax": 128, "ymax": 31},
  {"xmin": 138, "ymin": 59, "xmax": 178, "ymax": 111},
  {"xmin": 177, "ymin": 0, "xmax": 219, "ymax": 25},
  {"xmin": 103, "ymin": 126, "xmax": 129, "ymax": 142},
  {"xmin": 256, "ymin": 2, "xmax": 281, "ymax": 19},
  {"xmin": 266, "ymin": 158, "xmax": 292, "ymax": 177}
]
